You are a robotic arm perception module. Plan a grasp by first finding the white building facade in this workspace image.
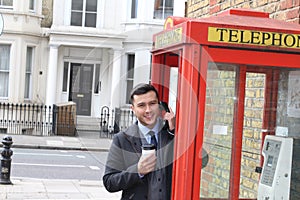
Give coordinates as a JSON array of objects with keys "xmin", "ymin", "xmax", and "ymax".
[{"xmin": 0, "ymin": 0, "xmax": 186, "ymax": 118}]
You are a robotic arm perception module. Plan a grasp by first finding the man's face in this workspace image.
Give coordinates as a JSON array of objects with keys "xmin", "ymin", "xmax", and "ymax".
[{"xmin": 131, "ymin": 91, "xmax": 160, "ymax": 129}]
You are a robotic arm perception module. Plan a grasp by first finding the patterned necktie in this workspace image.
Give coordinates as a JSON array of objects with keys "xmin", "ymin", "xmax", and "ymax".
[{"xmin": 149, "ymin": 131, "xmax": 157, "ymax": 149}]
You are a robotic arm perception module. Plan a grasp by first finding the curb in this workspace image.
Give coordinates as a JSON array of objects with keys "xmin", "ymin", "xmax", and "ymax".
[{"xmin": 7, "ymin": 144, "xmax": 109, "ymax": 152}]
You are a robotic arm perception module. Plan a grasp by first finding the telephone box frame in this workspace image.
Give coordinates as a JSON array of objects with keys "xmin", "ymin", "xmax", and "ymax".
[{"xmin": 151, "ymin": 9, "xmax": 300, "ymax": 200}]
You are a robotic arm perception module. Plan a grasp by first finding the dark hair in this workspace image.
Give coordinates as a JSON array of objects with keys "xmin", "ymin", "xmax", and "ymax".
[{"xmin": 130, "ymin": 83, "xmax": 159, "ymax": 104}]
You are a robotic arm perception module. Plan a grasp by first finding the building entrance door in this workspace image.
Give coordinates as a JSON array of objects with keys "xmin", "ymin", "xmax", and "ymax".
[{"xmin": 69, "ymin": 63, "xmax": 93, "ymax": 116}]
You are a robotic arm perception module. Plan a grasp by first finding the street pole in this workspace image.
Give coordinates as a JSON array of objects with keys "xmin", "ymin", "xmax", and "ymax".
[{"xmin": 0, "ymin": 135, "xmax": 13, "ymax": 184}]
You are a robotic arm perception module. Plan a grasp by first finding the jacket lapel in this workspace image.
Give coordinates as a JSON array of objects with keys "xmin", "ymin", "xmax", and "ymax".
[{"xmin": 123, "ymin": 123, "xmax": 143, "ymax": 154}]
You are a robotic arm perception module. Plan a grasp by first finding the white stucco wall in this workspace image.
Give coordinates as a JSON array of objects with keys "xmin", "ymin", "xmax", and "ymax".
[
  {"xmin": 0, "ymin": 0, "xmax": 47, "ymax": 103},
  {"xmin": 0, "ymin": 0, "xmax": 186, "ymax": 117}
]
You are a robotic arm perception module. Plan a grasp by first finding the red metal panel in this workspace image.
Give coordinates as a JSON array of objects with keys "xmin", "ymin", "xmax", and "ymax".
[
  {"xmin": 218, "ymin": 8, "xmax": 270, "ymax": 18},
  {"xmin": 206, "ymin": 47, "xmax": 300, "ymax": 69},
  {"xmin": 151, "ymin": 54, "xmax": 164, "ymax": 95},
  {"xmin": 260, "ymin": 70, "xmax": 279, "ymax": 166},
  {"xmin": 161, "ymin": 54, "xmax": 171, "ymax": 102},
  {"xmin": 268, "ymin": 70, "xmax": 279, "ymax": 136},
  {"xmin": 153, "ymin": 9, "xmax": 300, "ymax": 54},
  {"xmin": 171, "ymin": 46, "xmax": 194, "ymax": 200},
  {"xmin": 187, "ymin": 44, "xmax": 202, "ymax": 200},
  {"xmin": 229, "ymin": 66, "xmax": 246, "ymax": 199},
  {"xmin": 171, "ymin": 44, "xmax": 203, "ymax": 200},
  {"xmin": 192, "ymin": 46, "xmax": 209, "ymax": 200},
  {"xmin": 191, "ymin": 10, "xmax": 300, "ymax": 53}
]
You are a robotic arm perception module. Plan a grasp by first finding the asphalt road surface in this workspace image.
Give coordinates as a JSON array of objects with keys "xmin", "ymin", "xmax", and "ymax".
[{"xmin": 11, "ymin": 148, "xmax": 108, "ymax": 180}]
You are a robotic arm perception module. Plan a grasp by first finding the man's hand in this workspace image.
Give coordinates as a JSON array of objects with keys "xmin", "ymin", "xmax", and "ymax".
[
  {"xmin": 138, "ymin": 152, "xmax": 157, "ymax": 175},
  {"xmin": 164, "ymin": 106, "xmax": 175, "ymax": 131}
]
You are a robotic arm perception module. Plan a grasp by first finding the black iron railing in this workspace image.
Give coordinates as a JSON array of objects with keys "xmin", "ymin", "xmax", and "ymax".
[
  {"xmin": 0, "ymin": 102, "xmax": 136, "ymax": 138},
  {"xmin": 99, "ymin": 106, "xmax": 136, "ymax": 137},
  {"xmin": 0, "ymin": 103, "xmax": 77, "ymax": 136},
  {"xmin": 0, "ymin": 103, "xmax": 53, "ymax": 136}
]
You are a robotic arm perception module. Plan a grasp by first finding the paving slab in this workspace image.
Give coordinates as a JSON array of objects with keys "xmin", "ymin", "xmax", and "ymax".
[{"xmin": 0, "ymin": 178, "xmax": 121, "ymax": 200}]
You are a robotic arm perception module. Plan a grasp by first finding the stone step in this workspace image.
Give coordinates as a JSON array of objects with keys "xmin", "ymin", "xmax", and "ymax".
[{"xmin": 76, "ymin": 116, "xmax": 100, "ymax": 131}]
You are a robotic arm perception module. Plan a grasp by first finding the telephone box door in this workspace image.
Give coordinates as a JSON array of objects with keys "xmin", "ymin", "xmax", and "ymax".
[{"xmin": 199, "ymin": 62, "xmax": 278, "ymax": 199}]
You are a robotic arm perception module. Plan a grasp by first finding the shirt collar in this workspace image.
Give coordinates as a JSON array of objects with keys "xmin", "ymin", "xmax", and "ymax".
[{"xmin": 138, "ymin": 119, "xmax": 160, "ymax": 137}]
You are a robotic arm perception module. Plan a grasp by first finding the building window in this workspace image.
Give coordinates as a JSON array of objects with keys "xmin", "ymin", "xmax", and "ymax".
[
  {"xmin": 71, "ymin": 0, "xmax": 97, "ymax": 27},
  {"xmin": 0, "ymin": 0, "xmax": 13, "ymax": 9},
  {"xmin": 24, "ymin": 47, "xmax": 33, "ymax": 99},
  {"xmin": 29, "ymin": 0, "xmax": 35, "ymax": 11},
  {"xmin": 126, "ymin": 54, "xmax": 135, "ymax": 104},
  {"xmin": 0, "ymin": 44, "xmax": 10, "ymax": 98},
  {"xmin": 94, "ymin": 64, "xmax": 100, "ymax": 93},
  {"xmin": 62, "ymin": 62, "xmax": 69, "ymax": 92},
  {"xmin": 154, "ymin": 0, "xmax": 173, "ymax": 19},
  {"xmin": 131, "ymin": 0, "xmax": 138, "ymax": 18}
]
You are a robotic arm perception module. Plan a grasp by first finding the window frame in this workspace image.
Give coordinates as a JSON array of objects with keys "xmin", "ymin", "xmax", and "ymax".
[
  {"xmin": 94, "ymin": 64, "xmax": 100, "ymax": 94},
  {"xmin": 70, "ymin": 0, "xmax": 98, "ymax": 28},
  {"xmin": 126, "ymin": 54, "xmax": 135, "ymax": 104},
  {"xmin": 153, "ymin": 0, "xmax": 174, "ymax": 19},
  {"xmin": 131, "ymin": 0, "xmax": 138, "ymax": 19},
  {"xmin": 0, "ymin": 0, "xmax": 13, "ymax": 9},
  {"xmin": 29, "ymin": 0, "xmax": 36, "ymax": 12},
  {"xmin": 24, "ymin": 46, "xmax": 34, "ymax": 99},
  {"xmin": 0, "ymin": 44, "xmax": 10, "ymax": 98},
  {"xmin": 62, "ymin": 62, "xmax": 69, "ymax": 92}
]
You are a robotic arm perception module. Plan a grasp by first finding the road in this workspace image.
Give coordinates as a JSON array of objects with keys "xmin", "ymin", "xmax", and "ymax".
[{"xmin": 11, "ymin": 148, "xmax": 108, "ymax": 180}]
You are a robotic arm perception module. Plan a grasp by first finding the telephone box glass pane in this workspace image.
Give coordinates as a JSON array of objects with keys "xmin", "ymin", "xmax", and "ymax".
[
  {"xmin": 200, "ymin": 62, "xmax": 237, "ymax": 198},
  {"xmin": 276, "ymin": 69, "xmax": 300, "ymax": 136},
  {"xmin": 239, "ymin": 72, "xmax": 265, "ymax": 199}
]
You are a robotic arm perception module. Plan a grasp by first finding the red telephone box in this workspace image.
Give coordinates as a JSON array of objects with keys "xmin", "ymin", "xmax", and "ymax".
[{"xmin": 151, "ymin": 9, "xmax": 300, "ymax": 200}]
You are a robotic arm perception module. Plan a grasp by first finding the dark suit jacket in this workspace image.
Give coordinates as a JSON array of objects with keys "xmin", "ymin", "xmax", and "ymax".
[{"xmin": 103, "ymin": 120, "xmax": 174, "ymax": 200}]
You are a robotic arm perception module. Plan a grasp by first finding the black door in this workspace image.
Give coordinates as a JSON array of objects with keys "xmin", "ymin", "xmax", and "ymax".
[{"xmin": 69, "ymin": 63, "xmax": 93, "ymax": 116}]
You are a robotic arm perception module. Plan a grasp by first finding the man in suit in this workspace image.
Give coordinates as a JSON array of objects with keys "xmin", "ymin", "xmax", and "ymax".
[{"xmin": 103, "ymin": 83, "xmax": 176, "ymax": 200}]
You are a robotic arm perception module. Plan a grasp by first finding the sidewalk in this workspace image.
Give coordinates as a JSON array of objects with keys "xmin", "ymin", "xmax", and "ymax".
[
  {"xmin": 1, "ymin": 131, "xmax": 113, "ymax": 152},
  {"xmin": 0, "ymin": 178, "xmax": 121, "ymax": 200},
  {"xmin": 0, "ymin": 132, "xmax": 122, "ymax": 200}
]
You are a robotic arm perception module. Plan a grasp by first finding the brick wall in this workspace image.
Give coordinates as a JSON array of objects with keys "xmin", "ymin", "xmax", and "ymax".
[
  {"xmin": 201, "ymin": 64, "xmax": 236, "ymax": 198},
  {"xmin": 240, "ymin": 72, "xmax": 265, "ymax": 198},
  {"xmin": 187, "ymin": 0, "xmax": 300, "ymax": 24},
  {"xmin": 200, "ymin": 64, "xmax": 266, "ymax": 198}
]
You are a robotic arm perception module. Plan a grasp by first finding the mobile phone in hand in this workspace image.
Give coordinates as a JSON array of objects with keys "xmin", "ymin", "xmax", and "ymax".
[
  {"xmin": 160, "ymin": 101, "xmax": 170, "ymax": 112},
  {"xmin": 160, "ymin": 101, "xmax": 170, "ymax": 130}
]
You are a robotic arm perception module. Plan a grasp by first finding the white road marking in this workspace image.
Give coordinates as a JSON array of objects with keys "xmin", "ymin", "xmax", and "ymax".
[
  {"xmin": 12, "ymin": 162, "xmax": 85, "ymax": 168},
  {"xmin": 89, "ymin": 166, "xmax": 100, "ymax": 170},
  {"xmin": 14, "ymin": 152, "xmax": 73, "ymax": 157},
  {"xmin": 76, "ymin": 155, "xmax": 86, "ymax": 158}
]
